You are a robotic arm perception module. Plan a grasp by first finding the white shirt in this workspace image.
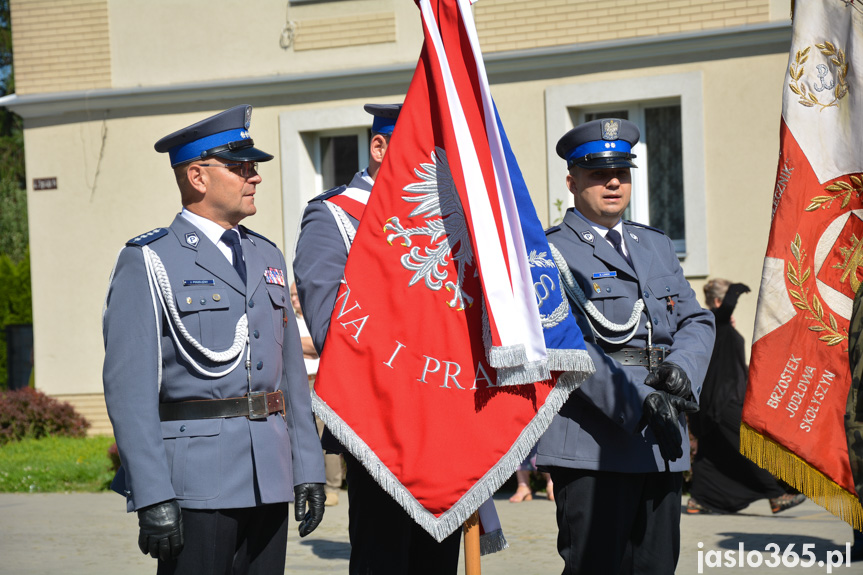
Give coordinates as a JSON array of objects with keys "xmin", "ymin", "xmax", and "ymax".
[
  {"xmin": 572, "ymin": 208, "xmax": 630, "ymax": 259},
  {"xmin": 295, "ymin": 314, "xmax": 320, "ymax": 375},
  {"xmin": 180, "ymin": 208, "xmax": 242, "ymax": 265}
]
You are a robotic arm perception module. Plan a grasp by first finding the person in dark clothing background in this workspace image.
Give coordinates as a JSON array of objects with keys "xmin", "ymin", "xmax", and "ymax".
[{"xmin": 687, "ymin": 278, "xmax": 806, "ymax": 515}]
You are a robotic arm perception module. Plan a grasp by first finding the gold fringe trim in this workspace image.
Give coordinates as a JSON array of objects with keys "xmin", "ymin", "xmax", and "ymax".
[{"xmin": 740, "ymin": 423, "xmax": 863, "ymax": 530}]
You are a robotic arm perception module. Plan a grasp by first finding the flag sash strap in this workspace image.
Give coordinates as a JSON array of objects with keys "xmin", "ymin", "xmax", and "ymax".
[
  {"xmin": 417, "ymin": 0, "xmax": 533, "ymax": 358},
  {"xmin": 325, "ymin": 184, "xmax": 370, "ymax": 223}
]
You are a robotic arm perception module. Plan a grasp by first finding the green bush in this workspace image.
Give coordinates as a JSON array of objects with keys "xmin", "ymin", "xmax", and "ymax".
[
  {"xmin": 0, "ymin": 248, "xmax": 32, "ymax": 390},
  {"xmin": 0, "ymin": 388, "xmax": 89, "ymax": 445},
  {"xmin": 0, "ymin": 435, "xmax": 115, "ymax": 492}
]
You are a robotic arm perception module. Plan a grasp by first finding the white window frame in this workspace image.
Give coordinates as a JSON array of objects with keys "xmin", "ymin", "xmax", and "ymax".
[
  {"xmin": 279, "ymin": 106, "xmax": 373, "ymax": 281},
  {"xmin": 545, "ymin": 71, "xmax": 708, "ymax": 276}
]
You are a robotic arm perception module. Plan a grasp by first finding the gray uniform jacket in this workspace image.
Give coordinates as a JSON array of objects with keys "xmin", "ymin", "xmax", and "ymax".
[
  {"xmin": 293, "ymin": 171, "xmax": 369, "ymax": 355},
  {"xmin": 103, "ymin": 214, "xmax": 324, "ymax": 512},
  {"xmin": 536, "ymin": 209, "xmax": 715, "ymax": 473},
  {"xmin": 293, "ymin": 171, "xmax": 369, "ymax": 454}
]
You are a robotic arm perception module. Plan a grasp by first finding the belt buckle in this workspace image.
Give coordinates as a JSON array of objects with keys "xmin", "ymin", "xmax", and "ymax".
[
  {"xmin": 647, "ymin": 346, "xmax": 660, "ymax": 372},
  {"xmin": 648, "ymin": 346, "xmax": 667, "ymax": 372},
  {"xmin": 247, "ymin": 391, "xmax": 269, "ymax": 420}
]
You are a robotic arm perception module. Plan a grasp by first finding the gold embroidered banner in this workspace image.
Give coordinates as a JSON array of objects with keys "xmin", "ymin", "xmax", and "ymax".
[{"xmin": 743, "ymin": 0, "xmax": 863, "ymax": 529}]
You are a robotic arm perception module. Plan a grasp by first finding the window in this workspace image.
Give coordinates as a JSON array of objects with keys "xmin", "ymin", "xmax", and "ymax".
[
  {"xmin": 545, "ymin": 72, "xmax": 707, "ymax": 276},
  {"xmin": 316, "ymin": 130, "xmax": 370, "ymax": 192}
]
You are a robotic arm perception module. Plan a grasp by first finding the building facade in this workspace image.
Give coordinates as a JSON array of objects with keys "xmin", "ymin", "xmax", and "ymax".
[{"xmin": 1, "ymin": 0, "xmax": 793, "ymax": 433}]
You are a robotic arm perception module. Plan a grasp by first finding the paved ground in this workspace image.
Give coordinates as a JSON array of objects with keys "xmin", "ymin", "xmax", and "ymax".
[{"xmin": 0, "ymin": 490, "xmax": 859, "ymax": 574}]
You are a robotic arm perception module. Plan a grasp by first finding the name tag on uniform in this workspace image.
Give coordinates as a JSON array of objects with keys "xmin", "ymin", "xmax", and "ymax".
[
  {"xmin": 183, "ymin": 279, "xmax": 215, "ymax": 286},
  {"xmin": 592, "ymin": 271, "xmax": 617, "ymax": 279}
]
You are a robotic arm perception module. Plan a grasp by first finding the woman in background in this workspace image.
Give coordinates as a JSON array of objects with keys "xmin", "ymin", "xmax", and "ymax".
[{"xmin": 687, "ymin": 279, "xmax": 805, "ymax": 515}]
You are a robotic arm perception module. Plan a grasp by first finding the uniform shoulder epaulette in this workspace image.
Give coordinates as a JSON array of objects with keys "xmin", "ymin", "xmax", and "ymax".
[
  {"xmin": 624, "ymin": 220, "xmax": 666, "ymax": 235},
  {"xmin": 545, "ymin": 224, "xmax": 563, "ymax": 235},
  {"xmin": 309, "ymin": 185, "xmax": 347, "ymax": 204},
  {"xmin": 126, "ymin": 228, "xmax": 168, "ymax": 246},
  {"xmin": 241, "ymin": 226, "xmax": 277, "ymax": 248}
]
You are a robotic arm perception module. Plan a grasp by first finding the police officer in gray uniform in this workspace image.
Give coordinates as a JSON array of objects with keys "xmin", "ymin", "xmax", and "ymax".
[
  {"xmin": 536, "ymin": 118, "xmax": 715, "ymax": 574},
  {"xmin": 294, "ymin": 104, "xmax": 463, "ymax": 574},
  {"xmin": 103, "ymin": 105, "xmax": 326, "ymax": 575}
]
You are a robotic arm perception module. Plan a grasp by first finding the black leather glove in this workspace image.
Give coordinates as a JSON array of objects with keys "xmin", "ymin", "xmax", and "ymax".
[
  {"xmin": 294, "ymin": 483, "xmax": 326, "ymax": 537},
  {"xmin": 644, "ymin": 362, "xmax": 692, "ymax": 399},
  {"xmin": 643, "ymin": 391, "xmax": 699, "ymax": 462},
  {"xmin": 137, "ymin": 499, "xmax": 184, "ymax": 561}
]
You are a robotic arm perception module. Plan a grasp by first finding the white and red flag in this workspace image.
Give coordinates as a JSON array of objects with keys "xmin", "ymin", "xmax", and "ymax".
[
  {"xmin": 312, "ymin": 0, "xmax": 592, "ymax": 541},
  {"xmin": 743, "ymin": 0, "xmax": 863, "ymax": 528}
]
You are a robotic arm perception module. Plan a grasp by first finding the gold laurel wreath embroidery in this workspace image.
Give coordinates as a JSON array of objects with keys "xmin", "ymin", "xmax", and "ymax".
[
  {"xmin": 805, "ymin": 175, "xmax": 863, "ymax": 211},
  {"xmin": 787, "ymin": 234, "xmax": 847, "ymax": 346},
  {"xmin": 788, "ymin": 42, "xmax": 850, "ymax": 111}
]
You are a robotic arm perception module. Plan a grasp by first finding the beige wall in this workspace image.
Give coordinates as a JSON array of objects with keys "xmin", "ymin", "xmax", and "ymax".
[
  {"xmin": 11, "ymin": 0, "xmax": 111, "ymax": 95},
  {"xmin": 9, "ymin": 0, "xmax": 792, "ymax": 420},
  {"xmin": 107, "ymin": 0, "xmax": 421, "ymax": 89},
  {"xmin": 476, "ymin": 0, "xmax": 774, "ymax": 52}
]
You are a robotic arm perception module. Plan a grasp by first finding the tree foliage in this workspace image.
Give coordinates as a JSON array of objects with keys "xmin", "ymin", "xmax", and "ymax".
[
  {"xmin": 0, "ymin": 0, "xmax": 25, "ymax": 221},
  {"xmin": 0, "ymin": 0, "xmax": 28, "ymax": 389}
]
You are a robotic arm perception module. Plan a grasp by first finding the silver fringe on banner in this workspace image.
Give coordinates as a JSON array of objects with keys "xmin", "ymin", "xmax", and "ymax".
[{"xmin": 311, "ymin": 365, "xmax": 589, "ymax": 544}]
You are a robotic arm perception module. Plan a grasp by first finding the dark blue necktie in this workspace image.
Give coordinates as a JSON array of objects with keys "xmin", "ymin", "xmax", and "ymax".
[
  {"xmin": 221, "ymin": 230, "xmax": 247, "ymax": 284},
  {"xmin": 605, "ymin": 229, "xmax": 629, "ymax": 264}
]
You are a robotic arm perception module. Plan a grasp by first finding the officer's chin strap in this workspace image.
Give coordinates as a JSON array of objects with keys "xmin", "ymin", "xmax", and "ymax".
[
  {"xmin": 550, "ymin": 244, "xmax": 653, "ymax": 348},
  {"xmin": 142, "ymin": 246, "xmax": 249, "ymax": 379}
]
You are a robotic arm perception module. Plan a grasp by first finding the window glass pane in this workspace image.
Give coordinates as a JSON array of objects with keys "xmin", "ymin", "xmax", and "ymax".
[
  {"xmin": 320, "ymin": 135, "xmax": 359, "ymax": 191},
  {"xmin": 644, "ymin": 105, "xmax": 685, "ymax": 251}
]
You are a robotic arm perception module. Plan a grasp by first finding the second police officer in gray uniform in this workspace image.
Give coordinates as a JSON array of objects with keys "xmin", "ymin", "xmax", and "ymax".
[
  {"xmin": 536, "ymin": 119, "xmax": 715, "ymax": 574},
  {"xmin": 294, "ymin": 104, "xmax": 463, "ymax": 574},
  {"xmin": 103, "ymin": 105, "xmax": 326, "ymax": 575}
]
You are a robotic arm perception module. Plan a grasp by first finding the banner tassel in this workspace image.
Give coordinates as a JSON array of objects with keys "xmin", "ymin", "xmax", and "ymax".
[{"xmin": 740, "ymin": 422, "xmax": 863, "ymax": 530}]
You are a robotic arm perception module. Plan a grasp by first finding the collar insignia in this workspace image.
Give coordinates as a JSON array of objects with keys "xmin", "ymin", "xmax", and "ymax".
[
  {"xmin": 581, "ymin": 231, "xmax": 595, "ymax": 243},
  {"xmin": 185, "ymin": 232, "xmax": 199, "ymax": 247}
]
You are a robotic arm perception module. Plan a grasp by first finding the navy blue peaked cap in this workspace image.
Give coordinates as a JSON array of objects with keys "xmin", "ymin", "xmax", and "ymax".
[
  {"xmin": 556, "ymin": 118, "xmax": 639, "ymax": 170},
  {"xmin": 364, "ymin": 103, "xmax": 403, "ymax": 135},
  {"xmin": 155, "ymin": 105, "xmax": 274, "ymax": 167}
]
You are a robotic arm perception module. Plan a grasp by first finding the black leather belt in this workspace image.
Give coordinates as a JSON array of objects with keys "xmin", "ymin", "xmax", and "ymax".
[
  {"xmin": 159, "ymin": 391, "xmax": 285, "ymax": 421},
  {"xmin": 607, "ymin": 347, "xmax": 668, "ymax": 369}
]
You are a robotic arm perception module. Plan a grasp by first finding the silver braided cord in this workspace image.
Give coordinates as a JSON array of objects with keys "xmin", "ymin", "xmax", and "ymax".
[
  {"xmin": 142, "ymin": 245, "xmax": 248, "ymax": 377},
  {"xmin": 325, "ymin": 202, "xmax": 356, "ymax": 252},
  {"xmin": 549, "ymin": 243, "xmax": 648, "ymax": 346}
]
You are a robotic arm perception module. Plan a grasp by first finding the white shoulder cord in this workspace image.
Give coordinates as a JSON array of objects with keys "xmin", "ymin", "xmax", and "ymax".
[
  {"xmin": 324, "ymin": 201, "xmax": 357, "ymax": 252},
  {"xmin": 142, "ymin": 245, "xmax": 249, "ymax": 378},
  {"xmin": 549, "ymin": 244, "xmax": 652, "ymax": 347}
]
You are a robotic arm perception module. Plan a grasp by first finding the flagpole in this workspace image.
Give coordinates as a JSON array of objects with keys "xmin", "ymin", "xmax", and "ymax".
[{"xmin": 463, "ymin": 511, "xmax": 481, "ymax": 575}]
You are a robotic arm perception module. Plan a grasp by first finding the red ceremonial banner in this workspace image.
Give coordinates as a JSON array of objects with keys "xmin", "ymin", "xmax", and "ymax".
[
  {"xmin": 742, "ymin": 0, "xmax": 863, "ymax": 529},
  {"xmin": 311, "ymin": 0, "xmax": 590, "ymax": 541}
]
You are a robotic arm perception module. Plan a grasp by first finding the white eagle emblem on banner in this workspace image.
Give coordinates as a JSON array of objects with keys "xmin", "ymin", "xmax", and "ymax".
[{"xmin": 384, "ymin": 147, "xmax": 475, "ymax": 310}]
